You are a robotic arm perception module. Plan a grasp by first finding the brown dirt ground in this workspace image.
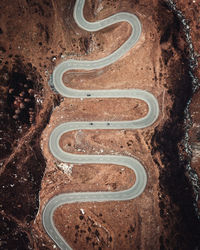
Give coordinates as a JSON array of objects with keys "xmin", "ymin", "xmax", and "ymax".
[{"xmin": 0, "ymin": 0, "xmax": 200, "ymax": 250}]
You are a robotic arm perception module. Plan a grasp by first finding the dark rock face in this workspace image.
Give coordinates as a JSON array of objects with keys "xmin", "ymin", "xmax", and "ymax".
[
  {"xmin": 0, "ymin": 61, "xmax": 41, "ymax": 161},
  {"xmin": 151, "ymin": 2, "xmax": 200, "ymax": 249},
  {"xmin": 0, "ymin": 213, "xmax": 31, "ymax": 250},
  {"xmin": 0, "ymin": 139, "xmax": 45, "ymax": 222},
  {"xmin": 0, "ymin": 139, "xmax": 46, "ymax": 249},
  {"xmin": 0, "ymin": 61, "xmax": 52, "ymax": 249}
]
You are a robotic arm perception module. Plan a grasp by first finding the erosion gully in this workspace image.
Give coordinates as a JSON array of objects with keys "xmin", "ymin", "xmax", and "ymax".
[
  {"xmin": 168, "ymin": 0, "xmax": 200, "ymax": 214},
  {"xmin": 151, "ymin": 0, "xmax": 200, "ymax": 248}
]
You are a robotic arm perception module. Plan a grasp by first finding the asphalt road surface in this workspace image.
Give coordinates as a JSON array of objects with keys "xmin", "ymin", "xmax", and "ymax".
[{"xmin": 42, "ymin": 0, "xmax": 159, "ymax": 249}]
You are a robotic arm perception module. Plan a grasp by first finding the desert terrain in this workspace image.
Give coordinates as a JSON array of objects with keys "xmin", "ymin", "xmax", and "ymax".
[{"xmin": 0, "ymin": 0, "xmax": 200, "ymax": 249}]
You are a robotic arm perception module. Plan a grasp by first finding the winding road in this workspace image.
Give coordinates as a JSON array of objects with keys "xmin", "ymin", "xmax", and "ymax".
[{"xmin": 42, "ymin": 0, "xmax": 159, "ymax": 249}]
